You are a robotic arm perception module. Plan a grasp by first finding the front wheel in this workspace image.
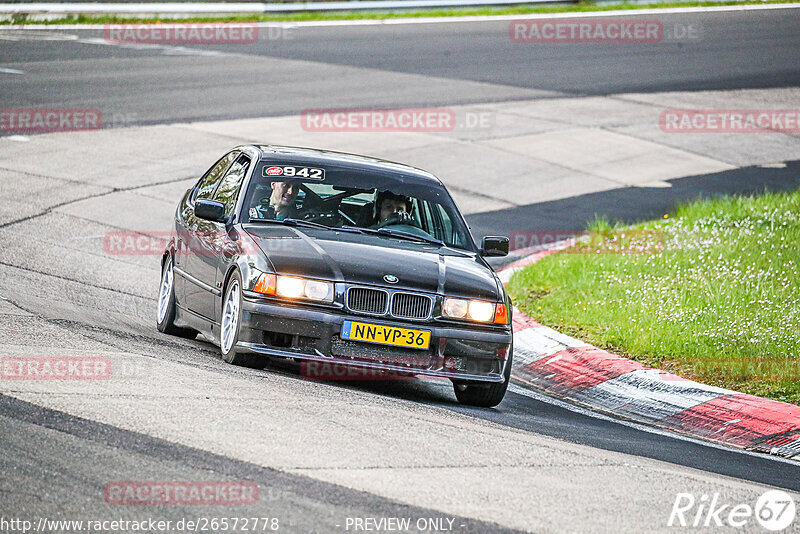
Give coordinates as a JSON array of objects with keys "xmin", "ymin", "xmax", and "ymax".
[
  {"xmin": 156, "ymin": 256, "xmax": 197, "ymax": 339},
  {"xmin": 220, "ymin": 271, "xmax": 263, "ymax": 368},
  {"xmin": 452, "ymin": 348, "xmax": 512, "ymax": 408}
]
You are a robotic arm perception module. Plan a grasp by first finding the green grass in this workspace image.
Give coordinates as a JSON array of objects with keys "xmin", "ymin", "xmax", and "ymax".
[
  {"xmin": 507, "ymin": 189, "xmax": 800, "ymax": 405},
  {"xmin": 3, "ymin": 0, "xmax": 797, "ymax": 25}
]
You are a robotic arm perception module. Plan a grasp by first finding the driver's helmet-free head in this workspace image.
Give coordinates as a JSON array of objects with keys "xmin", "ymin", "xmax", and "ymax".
[{"xmin": 374, "ymin": 190, "xmax": 412, "ymax": 221}]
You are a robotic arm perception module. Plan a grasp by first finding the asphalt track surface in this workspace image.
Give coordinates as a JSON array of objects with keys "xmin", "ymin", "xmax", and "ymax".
[
  {"xmin": 1, "ymin": 9, "xmax": 799, "ymax": 123},
  {"xmin": 1, "ymin": 8, "xmax": 800, "ymax": 533}
]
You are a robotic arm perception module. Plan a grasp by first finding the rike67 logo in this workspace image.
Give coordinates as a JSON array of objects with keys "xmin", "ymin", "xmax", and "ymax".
[{"xmin": 668, "ymin": 490, "xmax": 796, "ymax": 531}]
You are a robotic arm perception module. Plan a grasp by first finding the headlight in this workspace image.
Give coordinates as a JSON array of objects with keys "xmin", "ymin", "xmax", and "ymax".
[
  {"xmin": 277, "ymin": 276, "xmax": 305, "ymax": 298},
  {"xmin": 443, "ymin": 298, "xmax": 469, "ymax": 319},
  {"xmin": 443, "ymin": 297, "xmax": 508, "ymax": 324},
  {"xmin": 253, "ymin": 273, "xmax": 333, "ymax": 303},
  {"xmin": 468, "ymin": 300, "xmax": 495, "ymax": 322},
  {"xmin": 303, "ymin": 280, "xmax": 332, "ymax": 301}
]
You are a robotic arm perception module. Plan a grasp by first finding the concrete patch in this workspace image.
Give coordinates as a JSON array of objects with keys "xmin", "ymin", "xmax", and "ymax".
[{"xmin": 484, "ymin": 127, "xmax": 735, "ymax": 185}]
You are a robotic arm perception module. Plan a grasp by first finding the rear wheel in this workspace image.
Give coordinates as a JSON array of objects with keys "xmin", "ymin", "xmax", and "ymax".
[
  {"xmin": 156, "ymin": 256, "xmax": 197, "ymax": 339},
  {"xmin": 220, "ymin": 271, "xmax": 263, "ymax": 368},
  {"xmin": 452, "ymin": 348, "xmax": 512, "ymax": 408}
]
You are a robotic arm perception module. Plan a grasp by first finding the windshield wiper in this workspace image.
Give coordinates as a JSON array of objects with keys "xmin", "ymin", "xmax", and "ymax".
[
  {"xmin": 343, "ymin": 226, "xmax": 443, "ymax": 246},
  {"xmin": 379, "ymin": 228, "xmax": 443, "ymax": 246},
  {"xmin": 248, "ymin": 218, "xmax": 363, "ymax": 234},
  {"xmin": 250, "ymin": 219, "xmax": 441, "ymax": 245}
]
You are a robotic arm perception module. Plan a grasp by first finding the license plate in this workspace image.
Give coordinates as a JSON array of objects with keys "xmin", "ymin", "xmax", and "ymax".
[{"xmin": 341, "ymin": 320, "xmax": 431, "ymax": 350}]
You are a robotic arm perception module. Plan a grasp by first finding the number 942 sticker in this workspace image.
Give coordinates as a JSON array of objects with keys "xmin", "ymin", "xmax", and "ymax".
[{"xmin": 263, "ymin": 165, "xmax": 325, "ymax": 180}]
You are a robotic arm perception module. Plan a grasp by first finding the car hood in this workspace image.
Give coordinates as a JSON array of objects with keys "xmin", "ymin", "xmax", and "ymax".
[{"xmin": 243, "ymin": 225, "xmax": 501, "ymax": 301}]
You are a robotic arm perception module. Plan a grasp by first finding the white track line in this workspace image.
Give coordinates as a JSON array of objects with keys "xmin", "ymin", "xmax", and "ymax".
[{"xmin": 1, "ymin": 3, "xmax": 799, "ymax": 30}]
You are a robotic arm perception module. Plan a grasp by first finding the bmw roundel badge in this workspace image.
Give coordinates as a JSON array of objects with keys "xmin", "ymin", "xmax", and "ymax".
[{"xmin": 384, "ymin": 274, "xmax": 399, "ymax": 284}]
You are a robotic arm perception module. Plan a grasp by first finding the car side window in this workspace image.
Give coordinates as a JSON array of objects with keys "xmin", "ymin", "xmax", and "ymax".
[
  {"xmin": 435, "ymin": 203, "xmax": 458, "ymax": 246},
  {"xmin": 212, "ymin": 154, "xmax": 251, "ymax": 217},
  {"xmin": 192, "ymin": 151, "xmax": 238, "ymax": 203},
  {"xmin": 418, "ymin": 199, "xmax": 435, "ymax": 235},
  {"xmin": 419, "ymin": 199, "xmax": 459, "ymax": 246}
]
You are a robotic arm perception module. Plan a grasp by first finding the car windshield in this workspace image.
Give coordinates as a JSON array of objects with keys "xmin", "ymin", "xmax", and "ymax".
[{"xmin": 241, "ymin": 163, "xmax": 474, "ymax": 251}]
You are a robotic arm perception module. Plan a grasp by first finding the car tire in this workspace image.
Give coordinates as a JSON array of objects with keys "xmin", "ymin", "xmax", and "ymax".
[
  {"xmin": 220, "ymin": 271, "xmax": 263, "ymax": 369},
  {"xmin": 452, "ymin": 347, "xmax": 512, "ymax": 408},
  {"xmin": 157, "ymin": 255, "xmax": 198, "ymax": 339}
]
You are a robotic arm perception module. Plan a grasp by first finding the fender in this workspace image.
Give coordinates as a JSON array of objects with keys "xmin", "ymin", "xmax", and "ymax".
[{"xmin": 215, "ymin": 224, "xmax": 274, "ymax": 325}]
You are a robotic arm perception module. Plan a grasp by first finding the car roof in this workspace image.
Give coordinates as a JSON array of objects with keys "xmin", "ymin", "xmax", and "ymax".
[{"xmin": 248, "ymin": 144, "xmax": 443, "ymax": 186}]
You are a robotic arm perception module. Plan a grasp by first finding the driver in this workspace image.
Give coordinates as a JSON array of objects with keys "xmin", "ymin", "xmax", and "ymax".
[
  {"xmin": 372, "ymin": 190, "xmax": 413, "ymax": 227},
  {"xmin": 270, "ymin": 180, "xmax": 300, "ymax": 219},
  {"xmin": 251, "ymin": 180, "xmax": 300, "ymax": 220}
]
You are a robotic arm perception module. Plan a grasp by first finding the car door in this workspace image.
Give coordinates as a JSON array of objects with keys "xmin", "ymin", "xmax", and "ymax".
[
  {"xmin": 186, "ymin": 152, "xmax": 251, "ymax": 322},
  {"xmin": 180, "ymin": 151, "xmax": 238, "ymax": 318}
]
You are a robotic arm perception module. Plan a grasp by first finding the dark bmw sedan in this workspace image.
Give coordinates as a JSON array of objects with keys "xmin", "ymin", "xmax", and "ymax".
[{"xmin": 158, "ymin": 145, "xmax": 513, "ymax": 406}]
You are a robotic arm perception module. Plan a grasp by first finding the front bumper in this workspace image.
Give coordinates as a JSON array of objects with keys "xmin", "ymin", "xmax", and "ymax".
[{"xmin": 237, "ymin": 295, "xmax": 512, "ymax": 383}]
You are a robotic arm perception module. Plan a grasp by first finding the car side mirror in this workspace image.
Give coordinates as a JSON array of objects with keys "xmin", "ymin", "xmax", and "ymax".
[
  {"xmin": 195, "ymin": 199, "xmax": 227, "ymax": 223},
  {"xmin": 481, "ymin": 236, "xmax": 509, "ymax": 257}
]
